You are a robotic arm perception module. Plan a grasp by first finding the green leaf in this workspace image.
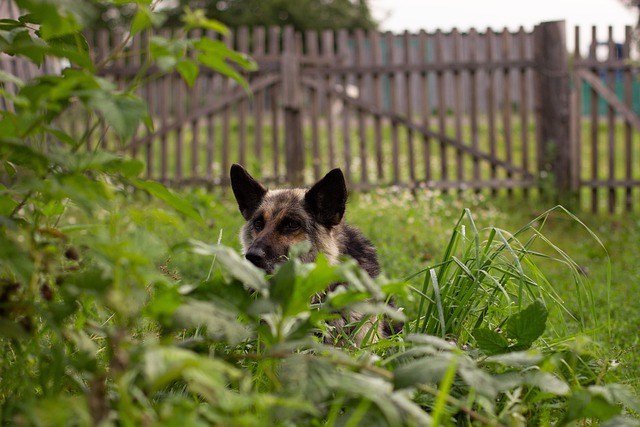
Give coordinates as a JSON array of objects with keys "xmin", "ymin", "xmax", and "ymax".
[
  {"xmin": 505, "ymin": 299, "xmax": 548, "ymax": 345},
  {"xmin": 473, "ymin": 328, "xmax": 509, "ymax": 355},
  {"xmin": 176, "ymin": 59, "xmax": 199, "ymax": 87},
  {"xmin": 132, "ymin": 179, "xmax": 202, "ymax": 223},
  {"xmin": 173, "ymin": 299, "xmax": 250, "ymax": 345},
  {"xmin": 87, "ymin": 92, "xmax": 148, "ymax": 141},
  {"xmin": 393, "ymin": 355, "xmax": 455, "ymax": 389},
  {"xmin": 179, "ymin": 241, "xmax": 265, "ymax": 291},
  {"xmin": 182, "ymin": 8, "xmax": 229, "ymax": 34},
  {"xmin": 564, "ymin": 390, "xmax": 622, "ymax": 423}
]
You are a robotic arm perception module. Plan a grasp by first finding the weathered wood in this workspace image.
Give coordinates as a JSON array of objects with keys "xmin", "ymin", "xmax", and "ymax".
[
  {"xmin": 282, "ymin": 26, "xmax": 304, "ymax": 185},
  {"xmin": 469, "ymin": 29, "xmax": 480, "ymax": 186},
  {"xmin": 302, "ymin": 76, "xmax": 532, "ymax": 176},
  {"xmin": 237, "ymin": 26, "xmax": 249, "ymax": 168},
  {"xmin": 337, "ymin": 29, "xmax": 352, "ymax": 183},
  {"xmin": 386, "ymin": 31, "xmax": 400, "ymax": 183},
  {"xmin": 452, "ymin": 29, "xmax": 464, "ymax": 188},
  {"xmin": 434, "ymin": 30, "xmax": 448, "ymax": 184},
  {"xmin": 403, "ymin": 30, "xmax": 416, "ymax": 181},
  {"xmin": 589, "ymin": 26, "xmax": 599, "ymax": 213},
  {"xmin": 322, "ymin": 30, "xmax": 337, "ymax": 171},
  {"xmin": 418, "ymin": 30, "xmax": 432, "ymax": 182},
  {"xmin": 221, "ymin": 30, "xmax": 233, "ymax": 185},
  {"xmin": 268, "ymin": 26, "xmax": 281, "ymax": 179},
  {"xmin": 370, "ymin": 30, "xmax": 384, "ymax": 180},
  {"xmin": 56, "ymin": 23, "xmax": 640, "ymax": 213},
  {"xmin": 533, "ymin": 21, "xmax": 572, "ymax": 197},
  {"xmin": 624, "ymin": 26, "xmax": 633, "ymax": 211},
  {"xmin": 606, "ymin": 26, "xmax": 615, "ymax": 213},
  {"xmin": 355, "ymin": 29, "xmax": 368, "ymax": 184},
  {"xmin": 306, "ymin": 30, "xmax": 322, "ymax": 181},
  {"xmin": 486, "ymin": 28, "xmax": 497, "ymax": 194},
  {"xmin": 253, "ymin": 27, "xmax": 266, "ymax": 175}
]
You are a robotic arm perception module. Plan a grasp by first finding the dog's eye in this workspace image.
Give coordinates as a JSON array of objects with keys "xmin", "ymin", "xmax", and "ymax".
[
  {"xmin": 253, "ymin": 218, "xmax": 264, "ymax": 231},
  {"xmin": 283, "ymin": 219, "xmax": 301, "ymax": 232}
]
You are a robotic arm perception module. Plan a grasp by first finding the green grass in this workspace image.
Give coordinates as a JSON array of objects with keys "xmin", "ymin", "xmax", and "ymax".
[{"xmin": 135, "ymin": 186, "xmax": 640, "ymax": 391}]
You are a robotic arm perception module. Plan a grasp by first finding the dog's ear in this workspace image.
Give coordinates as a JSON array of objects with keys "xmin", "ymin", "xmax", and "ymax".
[
  {"xmin": 230, "ymin": 164, "xmax": 267, "ymax": 220},
  {"xmin": 304, "ymin": 168, "xmax": 347, "ymax": 228}
]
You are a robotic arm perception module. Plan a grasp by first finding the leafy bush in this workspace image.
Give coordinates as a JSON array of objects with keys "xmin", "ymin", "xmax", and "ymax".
[{"xmin": 1, "ymin": 1, "xmax": 639, "ymax": 425}]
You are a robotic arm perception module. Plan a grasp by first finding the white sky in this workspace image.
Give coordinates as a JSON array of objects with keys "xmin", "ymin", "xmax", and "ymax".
[{"xmin": 371, "ymin": 0, "xmax": 637, "ymax": 54}]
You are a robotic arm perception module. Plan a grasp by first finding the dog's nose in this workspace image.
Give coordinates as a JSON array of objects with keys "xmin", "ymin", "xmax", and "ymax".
[{"xmin": 245, "ymin": 247, "xmax": 267, "ymax": 270}]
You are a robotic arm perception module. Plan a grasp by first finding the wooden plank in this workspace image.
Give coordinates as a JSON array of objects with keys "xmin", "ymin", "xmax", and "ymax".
[
  {"xmin": 589, "ymin": 26, "xmax": 599, "ymax": 213},
  {"xmin": 322, "ymin": 30, "xmax": 336, "ymax": 171},
  {"xmin": 418, "ymin": 30, "xmax": 432, "ymax": 182},
  {"xmin": 129, "ymin": 31, "xmax": 142, "ymax": 160},
  {"xmin": 370, "ymin": 30, "xmax": 384, "ymax": 180},
  {"xmin": 606, "ymin": 26, "xmax": 616, "ymax": 213},
  {"xmin": 205, "ymin": 28, "xmax": 217, "ymax": 181},
  {"xmin": 253, "ymin": 27, "xmax": 266, "ymax": 176},
  {"xmin": 385, "ymin": 31, "xmax": 400, "ymax": 183},
  {"xmin": 337, "ymin": 29, "xmax": 352, "ymax": 183},
  {"xmin": 187, "ymin": 28, "xmax": 201, "ymax": 179},
  {"xmin": 221, "ymin": 30, "xmax": 233, "ymax": 184},
  {"xmin": 501, "ymin": 28, "xmax": 513, "ymax": 197},
  {"xmin": 282, "ymin": 26, "xmax": 304, "ymax": 184},
  {"xmin": 624, "ymin": 26, "xmax": 633, "ymax": 211},
  {"xmin": 269, "ymin": 26, "xmax": 281, "ymax": 180},
  {"xmin": 518, "ymin": 26, "xmax": 531, "ymax": 197},
  {"xmin": 452, "ymin": 28, "xmax": 464, "ymax": 189},
  {"xmin": 571, "ymin": 25, "xmax": 582, "ymax": 201},
  {"xmin": 434, "ymin": 29, "xmax": 448, "ymax": 184},
  {"xmin": 469, "ymin": 29, "xmax": 480, "ymax": 187},
  {"xmin": 403, "ymin": 30, "xmax": 416, "ymax": 182},
  {"xmin": 305, "ymin": 30, "xmax": 321, "ymax": 180},
  {"xmin": 355, "ymin": 29, "xmax": 368, "ymax": 185},
  {"xmin": 175, "ymin": 64, "xmax": 185, "ymax": 181},
  {"xmin": 237, "ymin": 26, "xmax": 249, "ymax": 167},
  {"xmin": 533, "ymin": 21, "xmax": 571, "ymax": 197},
  {"xmin": 486, "ymin": 28, "xmax": 497, "ymax": 193}
]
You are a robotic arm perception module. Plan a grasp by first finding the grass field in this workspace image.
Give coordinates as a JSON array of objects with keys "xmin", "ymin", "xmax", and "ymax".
[{"xmin": 136, "ymin": 184, "xmax": 640, "ymax": 391}]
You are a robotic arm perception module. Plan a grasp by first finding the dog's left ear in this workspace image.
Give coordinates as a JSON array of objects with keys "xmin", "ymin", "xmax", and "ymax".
[
  {"xmin": 304, "ymin": 168, "xmax": 347, "ymax": 228},
  {"xmin": 230, "ymin": 164, "xmax": 267, "ymax": 220}
]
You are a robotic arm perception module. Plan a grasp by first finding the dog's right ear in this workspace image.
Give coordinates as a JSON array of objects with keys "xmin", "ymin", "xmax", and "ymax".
[{"xmin": 230, "ymin": 164, "xmax": 267, "ymax": 220}]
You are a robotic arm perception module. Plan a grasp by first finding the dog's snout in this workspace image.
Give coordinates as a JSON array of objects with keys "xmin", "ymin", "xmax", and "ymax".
[{"xmin": 245, "ymin": 247, "xmax": 267, "ymax": 270}]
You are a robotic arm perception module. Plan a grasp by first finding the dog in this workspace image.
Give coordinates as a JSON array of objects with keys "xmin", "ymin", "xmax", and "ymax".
[{"xmin": 230, "ymin": 164, "xmax": 402, "ymax": 345}]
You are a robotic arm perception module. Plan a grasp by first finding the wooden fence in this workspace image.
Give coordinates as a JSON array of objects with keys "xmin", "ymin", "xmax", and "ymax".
[{"xmin": 1, "ymin": 14, "xmax": 639, "ymax": 213}]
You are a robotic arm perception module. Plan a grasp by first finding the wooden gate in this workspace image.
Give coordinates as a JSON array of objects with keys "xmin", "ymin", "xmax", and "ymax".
[{"xmin": 570, "ymin": 25, "xmax": 640, "ymax": 213}]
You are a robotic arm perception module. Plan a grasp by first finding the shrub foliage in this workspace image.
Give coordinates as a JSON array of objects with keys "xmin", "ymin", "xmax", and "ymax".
[{"xmin": 0, "ymin": 1, "xmax": 638, "ymax": 425}]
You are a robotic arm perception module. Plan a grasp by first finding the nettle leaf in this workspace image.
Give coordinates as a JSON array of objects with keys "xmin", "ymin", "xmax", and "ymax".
[
  {"xmin": 173, "ymin": 299, "xmax": 250, "ymax": 345},
  {"xmin": 270, "ymin": 253, "xmax": 341, "ymax": 317},
  {"xmin": 473, "ymin": 328, "xmax": 509, "ymax": 355},
  {"xmin": 183, "ymin": 8, "xmax": 229, "ymax": 34},
  {"xmin": 18, "ymin": 3, "xmax": 81, "ymax": 40},
  {"xmin": 176, "ymin": 59, "xmax": 199, "ymax": 87},
  {"xmin": 505, "ymin": 299, "xmax": 548, "ymax": 345},
  {"xmin": 564, "ymin": 389, "xmax": 622, "ymax": 423},
  {"xmin": 87, "ymin": 91, "xmax": 148, "ymax": 141},
  {"xmin": 133, "ymin": 179, "xmax": 202, "ymax": 223},
  {"xmin": 179, "ymin": 241, "xmax": 265, "ymax": 291},
  {"xmin": 393, "ymin": 355, "xmax": 455, "ymax": 389}
]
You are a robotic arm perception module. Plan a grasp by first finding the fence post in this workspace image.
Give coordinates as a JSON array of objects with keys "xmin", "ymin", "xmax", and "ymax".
[
  {"xmin": 533, "ymin": 21, "xmax": 573, "ymax": 198},
  {"xmin": 281, "ymin": 26, "xmax": 304, "ymax": 186}
]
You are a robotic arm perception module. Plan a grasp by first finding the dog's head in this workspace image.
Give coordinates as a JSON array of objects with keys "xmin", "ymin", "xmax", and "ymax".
[{"xmin": 230, "ymin": 164, "xmax": 347, "ymax": 273}]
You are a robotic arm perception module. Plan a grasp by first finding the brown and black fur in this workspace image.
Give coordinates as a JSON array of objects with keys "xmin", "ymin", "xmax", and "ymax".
[{"xmin": 230, "ymin": 164, "xmax": 402, "ymax": 345}]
